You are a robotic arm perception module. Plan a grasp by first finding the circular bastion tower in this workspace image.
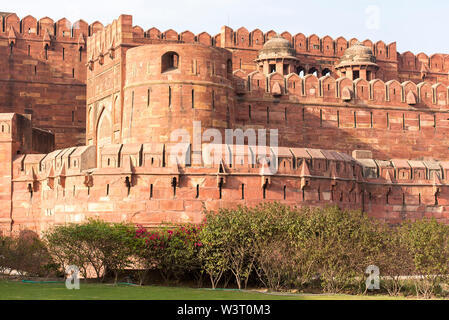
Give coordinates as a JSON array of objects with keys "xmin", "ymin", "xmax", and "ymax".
[{"xmin": 121, "ymin": 43, "xmax": 235, "ymax": 151}]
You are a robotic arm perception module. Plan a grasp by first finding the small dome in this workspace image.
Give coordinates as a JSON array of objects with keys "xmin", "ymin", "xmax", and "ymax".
[
  {"xmin": 336, "ymin": 42, "xmax": 378, "ymax": 68},
  {"xmin": 257, "ymin": 34, "xmax": 297, "ymax": 60}
]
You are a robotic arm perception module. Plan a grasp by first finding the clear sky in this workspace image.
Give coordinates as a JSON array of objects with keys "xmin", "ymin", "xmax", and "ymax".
[{"xmin": 3, "ymin": 0, "xmax": 449, "ymax": 55}]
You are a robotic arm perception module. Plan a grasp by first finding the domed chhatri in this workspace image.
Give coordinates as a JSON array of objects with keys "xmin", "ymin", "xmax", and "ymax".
[
  {"xmin": 255, "ymin": 34, "xmax": 299, "ymax": 76},
  {"xmin": 336, "ymin": 42, "xmax": 378, "ymax": 67},
  {"xmin": 335, "ymin": 42, "xmax": 379, "ymax": 80},
  {"xmin": 257, "ymin": 34, "xmax": 297, "ymax": 60}
]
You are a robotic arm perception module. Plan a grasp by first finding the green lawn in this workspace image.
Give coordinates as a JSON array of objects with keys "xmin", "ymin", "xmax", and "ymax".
[{"xmin": 0, "ymin": 281, "xmax": 408, "ymax": 300}]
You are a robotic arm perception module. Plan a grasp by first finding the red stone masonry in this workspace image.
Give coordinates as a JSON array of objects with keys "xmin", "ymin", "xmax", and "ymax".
[
  {"xmin": 0, "ymin": 12, "xmax": 100, "ymax": 149},
  {"xmin": 2, "ymin": 13, "xmax": 449, "ymax": 235}
]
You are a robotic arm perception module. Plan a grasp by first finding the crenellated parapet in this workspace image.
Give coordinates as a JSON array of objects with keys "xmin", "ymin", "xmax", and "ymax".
[
  {"xmin": 233, "ymin": 70, "xmax": 449, "ymax": 110},
  {"xmin": 7, "ymin": 141, "xmax": 449, "ymax": 234},
  {"xmin": 0, "ymin": 12, "xmax": 104, "ymax": 42},
  {"xmin": 0, "ymin": 12, "xmax": 92, "ymax": 149}
]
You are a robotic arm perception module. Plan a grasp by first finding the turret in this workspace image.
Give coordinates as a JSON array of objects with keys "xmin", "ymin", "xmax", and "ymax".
[
  {"xmin": 255, "ymin": 34, "xmax": 300, "ymax": 76},
  {"xmin": 335, "ymin": 42, "xmax": 379, "ymax": 81}
]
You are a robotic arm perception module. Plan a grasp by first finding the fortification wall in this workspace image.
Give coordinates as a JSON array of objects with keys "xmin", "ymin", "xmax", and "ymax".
[
  {"xmin": 0, "ymin": 13, "xmax": 104, "ymax": 149},
  {"xmin": 0, "ymin": 113, "xmax": 54, "ymax": 235},
  {"xmin": 6, "ymin": 141, "xmax": 449, "ymax": 235},
  {"xmin": 232, "ymin": 70, "xmax": 449, "ymax": 160}
]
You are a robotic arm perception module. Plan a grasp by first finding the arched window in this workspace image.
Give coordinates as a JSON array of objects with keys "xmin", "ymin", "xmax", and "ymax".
[
  {"xmin": 297, "ymin": 66, "xmax": 305, "ymax": 77},
  {"xmin": 161, "ymin": 51, "xmax": 179, "ymax": 73},
  {"xmin": 227, "ymin": 59, "xmax": 233, "ymax": 74},
  {"xmin": 322, "ymin": 68, "xmax": 331, "ymax": 77},
  {"xmin": 308, "ymin": 67, "xmax": 318, "ymax": 76}
]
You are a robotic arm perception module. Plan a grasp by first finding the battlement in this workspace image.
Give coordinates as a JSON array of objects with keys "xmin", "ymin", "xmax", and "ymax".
[
  {"xmin": 13, "ymin": 142, "xmax": 449, "ymax": 187},
  {"xmin": 233, "ymin": 71, "xmax": 449, "ymax": 110},
  {"xmin": 86, "ymin": 18, "xmax": 398, "ymax": 60},
  {"xmin": 4, "ymin": 12, "xmax": 449, "ymax": 234},
  {"xmin": 0, "ymin": 12, "xmax": 103, "ymax": 41},
  {"xmin": 8, "ymin": 141, "xmax": 449, "ymax": 232}
]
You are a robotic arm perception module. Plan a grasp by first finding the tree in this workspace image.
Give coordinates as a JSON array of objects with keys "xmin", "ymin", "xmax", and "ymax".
[
  {"xmin": 402, "ymin": 219, "xmax": 449, "ymax": 299},
  {"xmin": 45, "ymin": 220, "xmax": 138, "ymax": 283},
  {"xmin": 377, "ymin": 225, "xmax": 414, "ymax": 296}
]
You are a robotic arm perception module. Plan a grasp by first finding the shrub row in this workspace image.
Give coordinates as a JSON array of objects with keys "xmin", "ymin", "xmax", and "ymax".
[{"xmin": 2, "ymin": 204, "xmax": 449, "ymax": 298}]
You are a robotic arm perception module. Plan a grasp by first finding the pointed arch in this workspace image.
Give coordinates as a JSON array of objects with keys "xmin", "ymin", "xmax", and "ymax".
[
  {"xmin": 96, "ymin": 107, "xmax": 112, "ymax": 167},
  {"xmin": 146, "ymin": 27, "xmax": 161, "ymax": 39},
  {"xmin": 432, "ymin": 83, "xmax": 448, "ymax": 106},
  {"xmin": 294, "ymin": 33, "xmax": 306, "ymax": 52},
  {"xmin": 417, "ymin": 82, "xmax": 433, "ymax": 106},
  {"xmin": 354, "ymin": 78, "xmax": 369, "ymax": 101},
  {"xmin": 319, "ymin": 75, "xmax": 337, "ymax": 100},
  {"xmin": 286, "ymin": 73, "xmax": 302, "ymax": 95},
  {"xmin": 385, "ymin": 80, "xmax": 402, "ymax": 104},
  {"xmin": 369, "ymin": 79, "xmax": 386, "ymax": 102}
]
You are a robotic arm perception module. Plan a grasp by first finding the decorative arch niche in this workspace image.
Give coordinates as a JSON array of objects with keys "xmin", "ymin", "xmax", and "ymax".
[{"xmin": 96, "ymin": 108, "xmax": 112, "ymax": 167}]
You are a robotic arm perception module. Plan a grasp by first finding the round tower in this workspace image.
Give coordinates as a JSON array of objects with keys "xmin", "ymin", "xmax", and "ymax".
[
  {"xmin": 255, "ymin": 34, "xmax": 300, "ymax": 76},
  {"xmin": 335, "ymin": 42, "xmax": 379, "ymax": 80},
  {"xmin": 119, "ymin": 43, "xmax": 235, "ymax": 147}
]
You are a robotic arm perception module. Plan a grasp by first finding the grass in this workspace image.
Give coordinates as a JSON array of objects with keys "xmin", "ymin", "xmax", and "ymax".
[{"xmin": 0, "ymin": 281, "xmax": 408, "ymax": 300}]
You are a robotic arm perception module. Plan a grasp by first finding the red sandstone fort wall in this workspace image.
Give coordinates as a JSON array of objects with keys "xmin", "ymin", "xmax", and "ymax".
[
  {"xmin": 3, "ymin": 13, "xmax": 449, "ymax": 235},
  {"xmin": 1, "ymin": 12, "xmax": 448, "ymax": 150},
  {"xmin": 7, "ymin": 142, "xmax": 449, "ymax": 235},
  {"xmin": 0, "ymin": 13, "xmax": 104, "ymax": 149}
]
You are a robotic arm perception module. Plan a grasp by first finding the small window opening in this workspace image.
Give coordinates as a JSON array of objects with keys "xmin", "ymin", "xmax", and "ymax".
[
  {"xmin": 219, "ymin": 178, "xmax": 223, "ymax": 199},
  {"xmin": 161, "ymin": 51, "xmax": 179, "ymax": 73},
  {"xmin": 28, "ymin": 184, "xmax": 33, "ymax": 199},
  {"xmin": 168, "ymin": 86, "xmax": 172, "ymax": 107},
  {"xmin": 263, "ymin": 182, "xmax": 267, "ymax": 199},
  {"xmin": 125, "ymin": 177, "xmax": 131, "ymax": 196},
  {"xmin": 172, "ymin": 177, "xmax": 177, "ymax": 197}
]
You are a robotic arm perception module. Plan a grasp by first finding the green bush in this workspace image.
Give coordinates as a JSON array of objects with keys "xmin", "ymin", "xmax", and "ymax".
[
  {"xmin": 134, "ymin": 224, "xmax": 203, "ymax": 285},
  {"xmin": 45, "ymin": 219, "xmax": 138, "ymax": 283},
  {"xmin": 6, "ymin": 203, "xmax": 449, "ymax": 298},
  {"xmin": 402, "ymin": 219, "xmax": 449, "ymax": 298},
  {"xmin": 0, "ymin": 231, "xmax": 53, "ymax": 277}
]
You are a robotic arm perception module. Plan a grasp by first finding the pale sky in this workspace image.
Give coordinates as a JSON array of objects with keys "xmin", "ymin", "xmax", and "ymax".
[{"xmin": 4, "ymin": 0, "xmax": 449, "ymax": 55}]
